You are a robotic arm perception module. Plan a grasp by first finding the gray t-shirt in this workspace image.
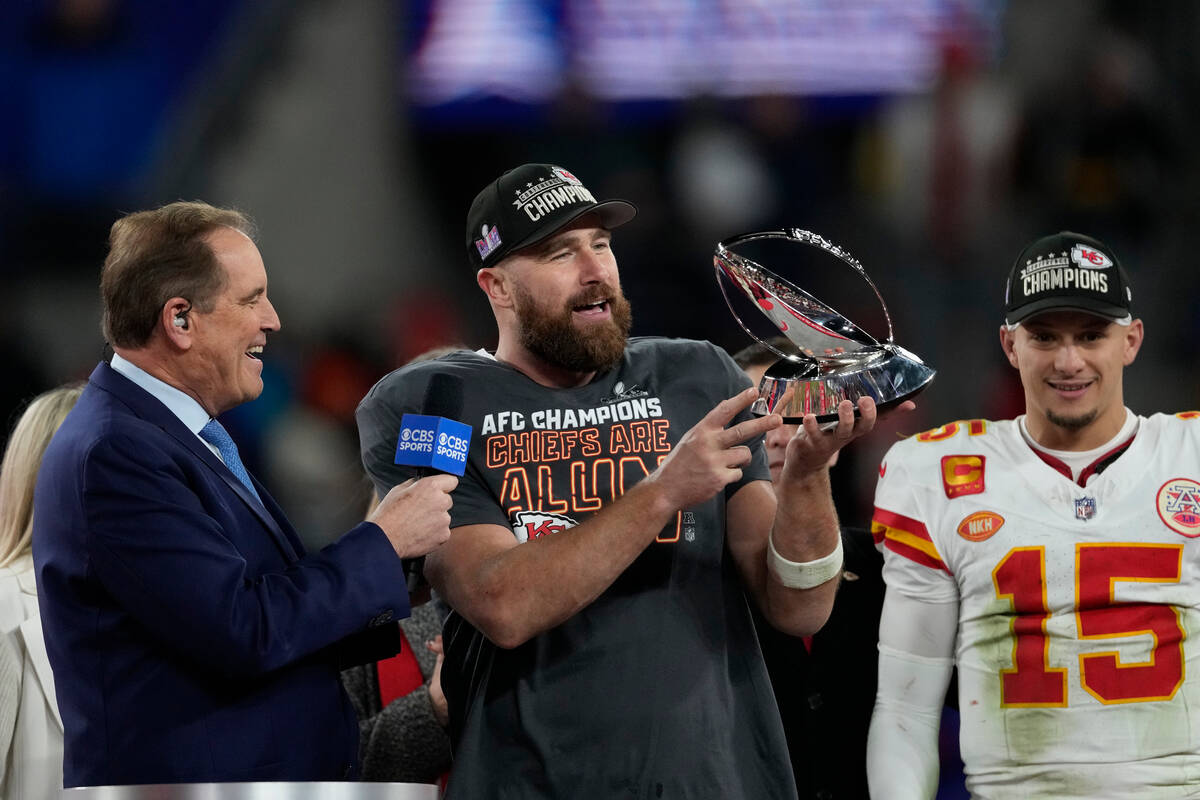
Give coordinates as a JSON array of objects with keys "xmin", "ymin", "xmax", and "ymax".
[{"xmin": 356, "ymin": 337, "xmax": 795, "ymax": 800}]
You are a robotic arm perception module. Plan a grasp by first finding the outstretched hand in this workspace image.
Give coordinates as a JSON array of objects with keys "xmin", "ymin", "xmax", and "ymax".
[
  {"xmin": 782, "ymin": 396, "xmax": 916, "ymax": 478},
  {"xmin": 647, "ymin": 386, "xmax": 782, "ymax": 511}
]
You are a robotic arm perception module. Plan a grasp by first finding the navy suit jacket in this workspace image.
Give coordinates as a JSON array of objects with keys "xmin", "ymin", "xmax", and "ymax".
[{"xmin": 33, "ymin": 363, "xmax": 410, "ymax": 786}]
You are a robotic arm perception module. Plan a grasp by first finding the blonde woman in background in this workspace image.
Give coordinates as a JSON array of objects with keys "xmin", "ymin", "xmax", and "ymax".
[{"xmin": 0, "ymin": 384, "xmax": 82, "ymax": 799}]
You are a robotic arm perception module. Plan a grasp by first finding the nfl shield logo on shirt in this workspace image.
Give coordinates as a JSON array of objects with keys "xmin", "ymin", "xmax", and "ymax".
[{"xmin": 1075, "ymin": 496, "xmax": 1097, "ymax": 521}]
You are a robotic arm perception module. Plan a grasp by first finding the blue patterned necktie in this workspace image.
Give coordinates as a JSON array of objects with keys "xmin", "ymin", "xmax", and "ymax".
[{"xmin": 199, "ymin": 419, "xmax": 262, "ymax": 503}]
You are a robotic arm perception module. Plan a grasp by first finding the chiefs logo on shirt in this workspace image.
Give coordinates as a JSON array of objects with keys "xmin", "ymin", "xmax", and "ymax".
[{"xmin": 511, "ymin": 511, "xmax": 579, "ymax": 543}]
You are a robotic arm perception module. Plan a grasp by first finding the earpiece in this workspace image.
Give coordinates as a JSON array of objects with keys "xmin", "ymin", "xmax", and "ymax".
[{"xmin": 173, "ymin": 314, "xmax": 188, "ymax": 329}]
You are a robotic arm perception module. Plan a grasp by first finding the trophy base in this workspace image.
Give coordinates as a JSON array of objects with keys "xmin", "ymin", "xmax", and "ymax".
[{"xmin": 751, "ymin": 345, "xmax": 935, "ymax": 425}]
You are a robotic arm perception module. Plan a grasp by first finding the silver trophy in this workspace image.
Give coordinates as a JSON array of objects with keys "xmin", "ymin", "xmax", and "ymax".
[{"xmin": 714, "ymin": 229, "xmax": 935, "ymax": 423}]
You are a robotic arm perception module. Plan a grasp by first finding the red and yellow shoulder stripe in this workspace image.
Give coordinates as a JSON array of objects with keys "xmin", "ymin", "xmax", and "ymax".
[{"xmin": 872, "ymin": 507, "xmax": 949, "ymax": 573}]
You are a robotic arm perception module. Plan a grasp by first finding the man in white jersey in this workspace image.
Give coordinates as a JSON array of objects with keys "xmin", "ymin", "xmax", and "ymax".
[{"xmin": 867, "ymin": 231, "xmax": 1200, "ymax": 799}]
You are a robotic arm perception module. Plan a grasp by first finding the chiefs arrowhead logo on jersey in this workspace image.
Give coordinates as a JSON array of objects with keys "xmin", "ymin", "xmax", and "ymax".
[
  {"xmin": 511, "ymin": 510, "xmax": 579, "ymax": 543},
  {"xmin": 956, "ymin": 511, "xmax": 1004, "ymax": 542},
  {"xmin": 1156, "ymin": 478, "xmax": 1200, "ymax": 537},
  {"xmin": 878, "ymin": 461, "xmax": 887, "ymax": 478}
]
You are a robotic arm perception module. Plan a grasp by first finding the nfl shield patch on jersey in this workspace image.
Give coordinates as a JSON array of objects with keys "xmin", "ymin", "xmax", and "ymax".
[{"xmin": 1074, "ymin": 496, "xmax": 1097, "ymax": 521}]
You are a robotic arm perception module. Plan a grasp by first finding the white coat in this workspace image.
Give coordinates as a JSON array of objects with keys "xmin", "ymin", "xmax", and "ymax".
[{"xmin": 0, "ymin": 554, "xmax": 63, "ymax": 800}]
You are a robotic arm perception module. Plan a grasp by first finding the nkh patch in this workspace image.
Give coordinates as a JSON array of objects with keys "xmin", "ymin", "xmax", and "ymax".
[{"xmin": 957, "ymin": 511, "xmax": 1004, "ymax": 542}]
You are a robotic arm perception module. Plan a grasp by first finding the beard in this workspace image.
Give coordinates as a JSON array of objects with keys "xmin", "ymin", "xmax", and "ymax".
[
  {"xmin": 1046, "ymin": 408, "xmax": 1099, "ymax": 431},
  {"xmin": 512, "ymin": 282, "xmax": 632, "ymax": 373}
]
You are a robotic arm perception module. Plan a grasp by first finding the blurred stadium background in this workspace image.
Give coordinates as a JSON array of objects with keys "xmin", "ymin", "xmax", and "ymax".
[{"xmin": 2, "ymin": 0, "xmax": 1196, "ymax": 555}]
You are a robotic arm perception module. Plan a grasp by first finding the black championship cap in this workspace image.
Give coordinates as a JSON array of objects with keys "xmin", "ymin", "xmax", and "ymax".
[
  {"xmin": 1003, "ymin": 231, "xmax": 1133, "ymax": 326},
  {"xmin": 465, "ymin": 164, "xmax": 637, "ymax": 269}
]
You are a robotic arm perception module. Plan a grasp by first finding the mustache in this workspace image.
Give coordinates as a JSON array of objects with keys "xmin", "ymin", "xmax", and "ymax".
[{"xmin": 568, "ymin": 284, "xmax": 619, "ymax": 307}]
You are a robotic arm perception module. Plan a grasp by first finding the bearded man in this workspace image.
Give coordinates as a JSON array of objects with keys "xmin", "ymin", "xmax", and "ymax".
[{"xmin": 356, "ymin": 163, "xmax": 907, "ymax": 800}]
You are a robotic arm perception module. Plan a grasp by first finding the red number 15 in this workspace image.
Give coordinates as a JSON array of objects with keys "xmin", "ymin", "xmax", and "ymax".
[{"xmin": 992, "ymin": 543, "xmax": 1185, "ymax": 707}]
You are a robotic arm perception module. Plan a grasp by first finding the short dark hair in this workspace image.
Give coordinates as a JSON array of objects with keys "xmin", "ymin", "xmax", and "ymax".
[
  {"xmin": 731, "ymin": 336, "xmax": 800, "ymax": 370},
  {"xmin": 100, "ymin": 201, "xmax": 255, "ymax": 348}
]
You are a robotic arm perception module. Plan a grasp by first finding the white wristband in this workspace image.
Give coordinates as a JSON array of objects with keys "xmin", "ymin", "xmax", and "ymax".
[{"xmin": 767, "ymin": 533, "xmax": 843, "ymax": 589}]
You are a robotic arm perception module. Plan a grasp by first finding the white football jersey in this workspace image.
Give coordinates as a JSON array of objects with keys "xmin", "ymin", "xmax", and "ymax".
[{"xmin": 873, "ymin": 413, "xmax": 1200, "ymax": 799}]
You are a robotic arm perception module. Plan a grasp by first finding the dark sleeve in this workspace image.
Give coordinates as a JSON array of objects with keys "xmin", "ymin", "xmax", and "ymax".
[
  {"xmin": 81, "ymin": 432, "xmax": 410, "ymax": 680},
  {"xmin": 357, "ymin": 363, "xmax": 510, "ymax": 532},
  {"xmin": 330, "ymin": 623, "xmax": 403, "ymax": 670},
  {"xmin": 356, "ymin": 368, "xmax": 423, "ymax": 501},
  {"xmin": 841, "ymin": 525, "xmax": 884, "ymax": 581},
  {"xmin": 342, "ymin": 603, "xmax": 453, "ymax": 783}
]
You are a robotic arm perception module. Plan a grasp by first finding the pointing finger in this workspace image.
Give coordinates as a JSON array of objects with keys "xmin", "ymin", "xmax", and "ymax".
[
  {"xmin": 702, "ymin": 386, "xmax": 761, "ymax": 429},
  {"xmin": 720, "ymin": 411, "xmax": 781, "ymax": 447}
]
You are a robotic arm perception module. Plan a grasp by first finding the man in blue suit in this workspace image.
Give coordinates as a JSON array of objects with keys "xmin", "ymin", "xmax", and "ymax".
[{"xmin": 32, "ymin": 201, "xmax": 458, "ymax": 786}]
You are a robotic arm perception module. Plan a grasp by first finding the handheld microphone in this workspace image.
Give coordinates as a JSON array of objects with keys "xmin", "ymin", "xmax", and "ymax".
[{"xmin": 394, "ymin": 372, "xmax": 472, "ymax": 592}]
